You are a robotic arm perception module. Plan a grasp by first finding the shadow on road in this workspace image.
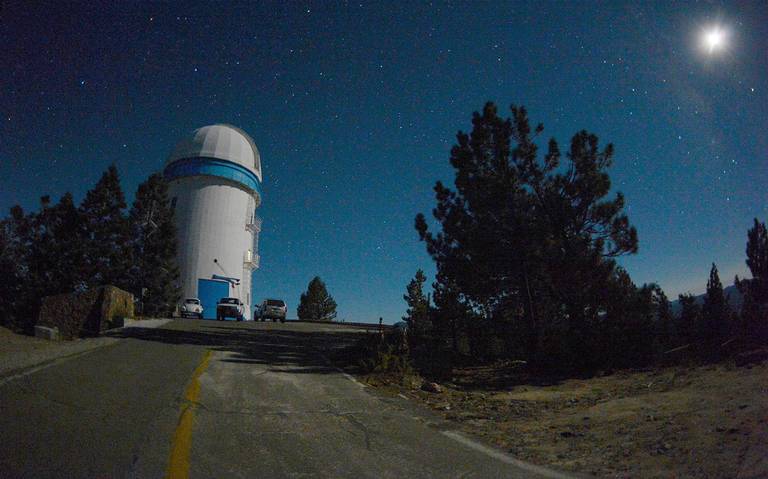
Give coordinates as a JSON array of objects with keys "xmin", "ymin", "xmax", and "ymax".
[{"xmin": 107, "ymin": 322, "xmax": 368, "ymax": 375}]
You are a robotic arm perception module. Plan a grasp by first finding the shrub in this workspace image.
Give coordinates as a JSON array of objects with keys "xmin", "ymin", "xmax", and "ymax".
[{"xmin": 351, "ymin": 332, "xmax": 413, "ymax": 376}]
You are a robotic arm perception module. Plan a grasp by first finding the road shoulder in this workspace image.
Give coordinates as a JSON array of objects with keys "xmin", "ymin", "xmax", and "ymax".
[{"xmin": 0, "ymin": 319, "xmax": 173, "ymax": 380}]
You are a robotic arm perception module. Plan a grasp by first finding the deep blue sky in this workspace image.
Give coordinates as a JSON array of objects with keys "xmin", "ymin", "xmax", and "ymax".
[{"xmin": 1, "ymin": 1, "xmax": 765, "ymax": 322}]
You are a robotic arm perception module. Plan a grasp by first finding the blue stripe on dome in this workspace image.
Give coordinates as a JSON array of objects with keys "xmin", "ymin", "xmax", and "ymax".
[{"xmin": 163, "ymin": 157, "xmax": 262, "ymax": 196}]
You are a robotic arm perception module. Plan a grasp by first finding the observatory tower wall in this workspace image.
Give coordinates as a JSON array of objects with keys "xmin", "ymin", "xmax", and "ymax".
[
  {"xmin": 168, "ymin": 175, "xmax": 256, "ymax": 318},
  {"xmin": 163, "ymin": 124, "xmax": 262, "ymax": 321}
]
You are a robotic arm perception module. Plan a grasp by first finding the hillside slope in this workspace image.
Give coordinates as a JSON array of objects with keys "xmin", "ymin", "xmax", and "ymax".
[{"xmin": 670, "ymin": 284, "xmax": 744, "ymax": 314}]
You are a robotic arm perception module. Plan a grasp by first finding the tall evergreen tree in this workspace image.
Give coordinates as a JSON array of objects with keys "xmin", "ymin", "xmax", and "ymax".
[
  {"xmin": 0, "ymin": 199, "xmax": 85, "ymax": 331},
  {"xmin": 27, "ymin": 194, "xmax": 85, "ymax": 296},
  {"xmin": 600, "ymin": 269, "xmax": 655, "ymax": 369},
  {"xmin": 403, "ymin": 269, "xmax": 430, "ymax": 327},
  {"xmin": 415, "ymin": 102, "xmax": 638, "ymax": 367},
  {"xmin": 431, "ymin": 270, "xmax": 472, "ymax": 356},
  {"xmin": 128, "ymin": 173, "xmax": 180, "ymax": 316},
  {"xmin": 297, "ymin": 276, "xmax": 337, "ymax": 321},
  {"xmin": 79, "ymin": 165, "xmax": 131, "ymax": 290},
  {"xmin": 745, "ymin": 219, "xmax": 768, "ymax": 292},
  {"xmin": 402, "ymin": 269, "xmax": 432, "ymax": 349},
  {"xmin": 652, "ymin": 285, "xmax": 674, "ymax": 347},
  {"xmin": 0, "ymin": 221, "xmax": 12, "ymax": 325},
  {"xmin": 702, "ymin": 263, "xmax": 730, "ymax": 355},
  {"xmin": 677, "ymin": 293, "xmax": 702, "ymax": 345},
  {"xmin": 0, "ymin": 207, "xmax": 28, "ymax": 329},
  {"xmin": 735, "ymin": 218, "xmax": 768, "ymax": 339}
]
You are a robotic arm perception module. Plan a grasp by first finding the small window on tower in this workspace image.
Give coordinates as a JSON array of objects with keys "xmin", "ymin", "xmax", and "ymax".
[{"xmin": 170, "ymin": 197, "xmax": 177, "ymax": 211}]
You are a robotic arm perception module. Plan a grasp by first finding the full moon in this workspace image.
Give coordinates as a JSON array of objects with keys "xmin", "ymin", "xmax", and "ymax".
[{"xmin": 703, "ymin": 27, "xmax": 726, "ymax": 54}]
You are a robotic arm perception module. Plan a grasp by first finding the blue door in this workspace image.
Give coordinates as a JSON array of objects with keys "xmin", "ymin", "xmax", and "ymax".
[{"xmin": 197, "ymin": 279, "xmax": 229, "ymax": 319}]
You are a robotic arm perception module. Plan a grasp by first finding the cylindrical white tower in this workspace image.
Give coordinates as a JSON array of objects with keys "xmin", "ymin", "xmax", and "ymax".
[{"xmin": 164, "ymin": 124, "xmax": 262, "ymax": 320}]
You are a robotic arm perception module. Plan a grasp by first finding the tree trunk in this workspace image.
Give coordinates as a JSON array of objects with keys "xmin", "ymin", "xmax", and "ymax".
[{"xmin": 521, "ymin": 264, "xmax": 538, "ymax": 363}]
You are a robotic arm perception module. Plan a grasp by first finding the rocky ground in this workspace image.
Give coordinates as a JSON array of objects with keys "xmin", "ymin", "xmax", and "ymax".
[{"xmin": 355, "ymin": 359, "xmax": 768, "ymax": 478}]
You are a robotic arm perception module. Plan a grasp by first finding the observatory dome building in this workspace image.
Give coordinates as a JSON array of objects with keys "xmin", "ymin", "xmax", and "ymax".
[{"xmin": 164, "ymin": 124, "xmax": 262, "ymax": 320}]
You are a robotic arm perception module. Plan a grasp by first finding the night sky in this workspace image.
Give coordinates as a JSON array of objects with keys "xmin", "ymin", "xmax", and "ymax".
[{"xmin": 1, "ymin": 1, "xmax": 766, "ymax": 323}]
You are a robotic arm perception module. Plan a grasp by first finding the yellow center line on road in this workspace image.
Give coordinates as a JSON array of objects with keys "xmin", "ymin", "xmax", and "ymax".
[{"xmin": 165, "ymin": 349, "xmax": 212, "ymax": 479}]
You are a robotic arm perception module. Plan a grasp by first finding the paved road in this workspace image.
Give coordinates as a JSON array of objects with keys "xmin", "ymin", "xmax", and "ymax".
[{"xmin": 0, "ymin": 320, "xmax": 568, "ymax": 478}]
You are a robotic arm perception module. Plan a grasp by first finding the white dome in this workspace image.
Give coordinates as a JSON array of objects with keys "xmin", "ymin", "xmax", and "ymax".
[{"xmin": 167, "ymin": 124, "xmax": 262, "ymax": 182}]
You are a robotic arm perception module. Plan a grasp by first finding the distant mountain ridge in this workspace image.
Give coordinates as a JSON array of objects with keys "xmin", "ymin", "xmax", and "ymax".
[{"xmin": 669, "ymin": 284, "xmax": 744, "ymax": 315}]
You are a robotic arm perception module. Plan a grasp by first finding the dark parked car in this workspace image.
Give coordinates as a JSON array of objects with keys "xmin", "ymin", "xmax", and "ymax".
[{"xmin": 258, "ymin": 299, "xmax": 287, "ymax": 322}]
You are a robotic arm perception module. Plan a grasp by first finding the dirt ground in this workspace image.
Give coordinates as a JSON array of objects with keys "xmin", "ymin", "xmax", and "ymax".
[
  {"xmin": 0, "ymin": 325, "xmax": 64, "ymax": 354},
  {"xmin": 359, "ymin": 360, "xmax": 768, "ymax": 478},
  {"xmin": 0, "ymin": 325, "xmax": 114, "ymax": 375}
]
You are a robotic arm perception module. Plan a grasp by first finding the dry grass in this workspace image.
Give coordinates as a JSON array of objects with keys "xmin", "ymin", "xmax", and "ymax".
[
  {"xmin": 362, "ymin": 360, "xmax": 768, "ymax": 478},
  {"xmin": 0, "ymin": 324, "xmax": 59, "ymax": 353}
]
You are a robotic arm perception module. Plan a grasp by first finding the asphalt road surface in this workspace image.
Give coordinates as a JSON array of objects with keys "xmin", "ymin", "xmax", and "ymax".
[{"xmin": 0, "ymin": 320, "xmax": 570, "ymax": 478}]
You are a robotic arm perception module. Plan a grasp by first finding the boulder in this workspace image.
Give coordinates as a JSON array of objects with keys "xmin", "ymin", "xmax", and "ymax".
[
  {"xmin": 421, "ymin": 381, "xmax": 443, "ymax": 393},
  {"xmin": 34, "ymin": 325, "xmax": 60, "ymax": 341},
  {"xmin": 37, "ymin": 285, "xmax": 134, "ymax": 339}
]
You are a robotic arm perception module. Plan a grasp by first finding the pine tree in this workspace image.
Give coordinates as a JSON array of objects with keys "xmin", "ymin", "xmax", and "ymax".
[
  {"xmin": 403, "ymin": 270, "xmax": 430, "ymax": 326},
  {"xmin": 600, "ymin": 269, "xmax": 656, "ymax": 369},
  {"xmin": 415, "ymin": 102, "xmax": 638, "ymax": 368},
  {"xmin": 677, "ymin": 293, "xmax": 702, "ymax": 345},
  {"xmin": 653, "ymin": 285, "xmax": 674, "ymax": 347},
  {"xmin": 702, "ymin": 263, "xmax": 730, "ymax": 357},
  {"xmin": 402, "ymin": 269, "xmax": 431, "ymax": 346},
  {"xmin": 27, "ymin": 194, "xmax": 85, "ymax": 295},
  {"xmin": 128, "ymin": 173, "xmax": 180, "ymax": 316},
  {"xmin": 432, "ymin": 270, "xmax": 471, "ymax": 356},
  {"xmin": 1, "ymin": 198, "xmax": 84, "ymax": 332},
  {"xmin": 745, "ymin": 219, "xmax": 768, "ymax": 292},
  {"xmin": 79, "ymin": 165, "xmax": 132, "ymax": 290},
  {"xmin": 0, "ymin": 220, "xmax": 12, "ymax": 325},
  {"xmin": 0, "ymin": 207, "xmax": 28, "ymax": 330},
  {"xmin": 297, "ymin": 276, "xmax": 337, "ymax": 321},
  {"xmin": 735, "ymin": 218, "xmax": 768, "ymax": 339}
]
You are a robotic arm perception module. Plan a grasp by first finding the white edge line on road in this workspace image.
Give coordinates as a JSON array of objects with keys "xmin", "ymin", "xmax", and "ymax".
[
  {"xmin": 316, "ymin": 352, "xmax": 367, "ymax": 388},
  {"xmin": 313, "ymin": 344, "xmax": 572, "ymax": 477},
  {"xmin": 341, "ymin": 371, "xmax": 367, "ymax": 388},
  {"xmin": 441, "ymin": 430, "xmax": 575, "ymax": 479}
]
